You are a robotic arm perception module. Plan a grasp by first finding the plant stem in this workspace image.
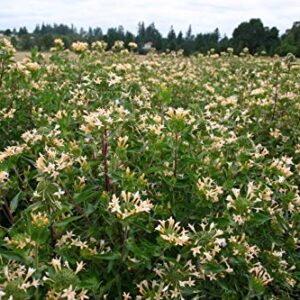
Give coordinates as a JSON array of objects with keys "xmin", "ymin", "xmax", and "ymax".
[
  {"xmin": 3, "ymin": 198, "xmax": 14, "ymax": 225},
  {"xmin": 271, "ymin": 82, "xmax": 279, "ymax": 121},
  {"xmin": 121, "ymin": 225, "xmax": 129, "ymax": 261},
  {"xmin": 173, "ymin": 133, "xmax": 179, "ymax": 177},
  {"xmin": 34, "ymin": 242, "xmax": 39, "ymax": 269},
  {"xmin": 0, "ymin": 59, "xmax": 6, "ymax": 88},
  {"xmin": 102, "ymin": 128, "xmax": 111, "ymax": 192}
]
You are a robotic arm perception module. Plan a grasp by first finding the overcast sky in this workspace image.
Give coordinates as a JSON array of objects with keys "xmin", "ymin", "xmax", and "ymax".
[{"xmin": 0, "ymin": 0, "xmax": 299, "ymax": 36}]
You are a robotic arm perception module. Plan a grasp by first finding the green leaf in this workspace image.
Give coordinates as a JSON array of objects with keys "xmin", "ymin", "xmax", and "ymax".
[
  {"xmin": 0, "ymin": 248, "xmax": 24, "ymax": 262},
  {"xmin": 10, "ymin": 191, "xmax": 22, "ymax": 213},
  {"xmin": 55, "ymin": 215, "xmax": 83, "ymax": 227},
  {"xmin": 250, "ymin": 212, "xmax": 271, "ymax": 226}
]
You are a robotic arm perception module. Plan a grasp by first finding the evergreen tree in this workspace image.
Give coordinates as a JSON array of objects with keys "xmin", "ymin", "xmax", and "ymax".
[{"xmin": 167, "ymin": 26, "xmax": 177, "ymax": 51}]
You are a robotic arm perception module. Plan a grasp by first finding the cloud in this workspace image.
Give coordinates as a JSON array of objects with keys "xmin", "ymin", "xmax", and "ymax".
[{"xmin": 0, "ymin": 0, "xmax": 299, "ymax": 36}]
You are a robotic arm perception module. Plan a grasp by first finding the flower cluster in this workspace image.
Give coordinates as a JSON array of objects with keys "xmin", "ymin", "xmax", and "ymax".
[
  {"xmin": 155, "ymin": 217, "xmax": 190, "ymax": 246},
  {"xmin": 108, "ymin": 191, "xmax": 153, "ymax": 219},
  {"xmin": 71, "ymin": 41, "xmax": 89, "ymax": 53}
]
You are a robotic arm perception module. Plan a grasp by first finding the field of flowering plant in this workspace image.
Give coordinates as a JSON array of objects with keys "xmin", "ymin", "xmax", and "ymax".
[{"xmin": 0, "ymin": 38, "xmax": 300, "ymax": 299}]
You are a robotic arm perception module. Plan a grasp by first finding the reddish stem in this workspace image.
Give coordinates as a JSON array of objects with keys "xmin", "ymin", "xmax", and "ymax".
[{"xmin": 0, "ymin": 59, "xmax": 5, "ymax": 88}]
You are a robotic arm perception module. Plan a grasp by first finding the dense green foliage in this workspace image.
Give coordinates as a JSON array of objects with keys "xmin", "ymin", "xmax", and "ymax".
[
  {"xmin": 2, "ymin": 19, "xmax": 300, "ymax": 56},
  {"xmin": 0, "ymin": 39, "xmax": 300, "ymax": 299}
]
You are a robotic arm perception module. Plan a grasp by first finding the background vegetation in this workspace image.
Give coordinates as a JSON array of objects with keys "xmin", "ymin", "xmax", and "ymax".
[{"xmin": 1, "ymin": 18, "xmax": 300, "ymax": 56}]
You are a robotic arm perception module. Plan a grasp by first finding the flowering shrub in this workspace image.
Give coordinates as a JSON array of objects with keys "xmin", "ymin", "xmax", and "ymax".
[{"xmin": 0, "ymin": 39, "xmax": 300, "ymax": 299}]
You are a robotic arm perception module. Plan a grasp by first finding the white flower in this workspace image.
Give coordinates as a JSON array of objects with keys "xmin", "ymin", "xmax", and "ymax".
[
  {"xmin": 75, "ymin": 261, "xmax": 85, "ymax": 274},
  {"xmin": 0, "ymin": 289, "xmax": 6, "ymax": 300},
  {"xmin": 108, "ymin": 194, "xmax": 121, "ymax": 213},
  {"xmin": 62, "ymin": 285, "xmax": 76, "ymax": 300},
  {"xmin": 0, "ymin": 171, "xmax": 9, "ymax": 183},
  {"xmin": 123, "ymin": 292, "xmax": 132, "ymax": 300},
  {"xmin": 78, "ymin": 289, "xmax": 89, "ymax": 300},
  {"xmin": 54, "ymin": 189, "xmax": 65, "ymax": 199},
  {"xmin": 51, "ymin": 257, "xmax": 62, "ymax": 271},
  {"xmin": 24, "ymin": 267, "xmax": 36, "ymax": 281},
  {"xmin": 71, "ymin": 41, "xmax": 88, "ymax": 53}
]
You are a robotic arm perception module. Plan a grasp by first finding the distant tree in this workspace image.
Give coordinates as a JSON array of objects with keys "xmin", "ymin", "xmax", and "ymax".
[
  {"xmin": 33, "ymin": 25, "xmax": 41, "ymax": 35},
  {"xmin": 264, "ymin": 27, "xmax": 280, "ymax": 55},
  {"xmin": 10, "ymin": 36, "xmax": 18, "ymax": 48},
  {"xmin": 194, "ymin": 28, "xmax": 219, "ymax": 54},
  {"xmin": 176, "ymin": 31, "xmax": 184, "ymax": 50},
  {"xmin": 167, "ymin": 26, "xmax": 177, "ymax": 51},
  {"xmin": 86, "ymin": 27, "xmax": 96, "ymax": 44},
  {"xmin": 186, "ymin": 25, "xmax": 193, "ymax": 40},
  {"xmin": 79, "ymin": 27, "xmax": 86, "ymax": 38},
  {"xmin": 183, "ymin": 25, "xmax": 195, "ymax": 55},
  {"xmin": 18, "ymin": 35, "xmax": 35, "ymax": 50},
  {"xmin": 87, "ymin": 26, "xmax": 104, "ymax": 44},
  {"xmin": 18, "ymin": 27, "xmax": 28, "ymax": 36},
  {"xmin": 232, "ymin": 18, "xmax": 279, "ymax": 54},
  {"xmin": 219, "ymin": 35, "xmax": 230, "ymax": 52},
  {"xmin": 125, "ymin": 31, "xmax": 135, "ymax": 47},
  {"xmin": 136, "ymin": 22, "xmax": 146, "ymax": 46},
  {"xmin": 4, "ymin": 29, "xmax": 11, "ymax": 36},
  {"xmin": 277, "ymin": 21, "xmax": 300, "ymax": 56},
  {"xmin": 36, "ymin": 34, "xmax": 53, "ymax": 50},
  {"xmin": 135, "ymin": 22, "xmax": 163, "ymax": 52},
  {"xmin": 94, "ymin": 27, "xmax": 103, "ymax": 40},
  {"xmin": 105, "ymin": 27, "xmax": 125, "ymax": 48},
  {"xmin": 145, "ymin": 23, "xmax": 163, "ymax": 50}
]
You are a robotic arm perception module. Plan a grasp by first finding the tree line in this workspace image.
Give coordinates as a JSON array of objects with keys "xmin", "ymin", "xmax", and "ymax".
[{"xmin": 1, "ymin": 19, "xmax": 300, "ymax": 56}]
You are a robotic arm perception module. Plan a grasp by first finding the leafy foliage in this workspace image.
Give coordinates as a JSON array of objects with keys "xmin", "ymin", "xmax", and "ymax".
[{"xmin": 0, "ymin": 38, "xmax": 300, "ymax": 299}]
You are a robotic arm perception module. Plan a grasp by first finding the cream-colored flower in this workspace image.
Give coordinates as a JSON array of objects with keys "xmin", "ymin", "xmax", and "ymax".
[
  {"xmin": 75, "ymin": 261, "xmax": 85, "ymax": 274},
  {"xmin": 54, "ymin": 38, "xmax": 64, "ymax": 47},
  {"xmin": 71, "ymin": 41, "xmax": 88, "ymax": 53},
  {"xmin": 155, "ymin": 217, "xmax": 190, "ymax": 246},
  {"xmin": 62, "ymin": 285, "xmax": 76, "ymax": 300},
  {"xmin": 26, "ymin": 62, "xmax": 40, "ymax": 72},
  {"xmin": 51, "ymin": 257, "xmax": 62, "ymax": 271},
  {"xmin": 0, "ymin": 171, "xmax": 9, "ymax": 183},
  {"xmin": 108, "ymin": 191, "xmax": 153, "ymax": 219}
]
